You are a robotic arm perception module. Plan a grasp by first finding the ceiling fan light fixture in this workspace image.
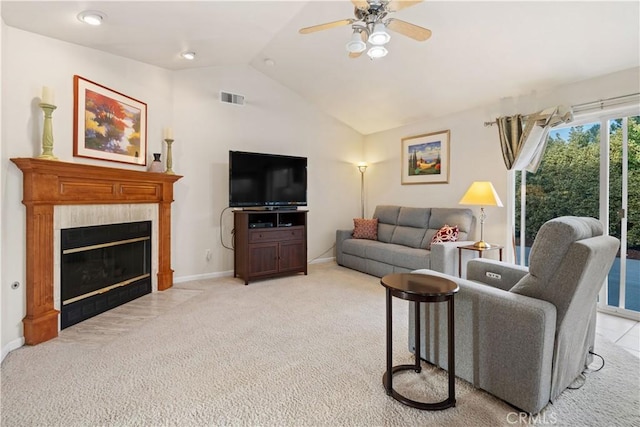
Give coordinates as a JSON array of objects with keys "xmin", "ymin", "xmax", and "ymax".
[
  {"xmin": 367, "ymin": 45, "xmax": 388, "ymax": 59},
  {"xmin": 368, "ymin": 23, "xmax": 391, "ymax": 45},
  {"xmin": 346, "ymin": 31, "xmax": 367, "ymax": 53},
  {"xmin": 77, "ymin": 10, "xmax": 105, "ymax": 26}
]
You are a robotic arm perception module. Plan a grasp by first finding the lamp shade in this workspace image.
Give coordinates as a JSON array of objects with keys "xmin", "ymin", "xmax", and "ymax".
[
  {"xmin": 368, "ymin": 23, "xmax": 391, "ymax": 45},
  {"xmin": 459, "ymin": 181, "xmax": 503, "ymax": 207},
  {"xmin": 346, "ymin": 31, "xmax": 367, "ymax": 53},
  {"xmin": 367, "ymin": 45, "xmax": 388, "ymax": 59}
]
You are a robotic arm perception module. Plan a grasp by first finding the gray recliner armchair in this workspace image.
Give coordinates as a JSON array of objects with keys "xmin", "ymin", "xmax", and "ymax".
[{"xmin": 410, "ymin": 216, "xmax": 620, "ymax": 414}]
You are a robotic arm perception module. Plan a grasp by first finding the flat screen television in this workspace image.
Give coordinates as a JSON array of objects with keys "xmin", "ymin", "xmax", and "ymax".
[{"xmin": 229, "ymin": 150, "xmax": 307, "ymax": 209}]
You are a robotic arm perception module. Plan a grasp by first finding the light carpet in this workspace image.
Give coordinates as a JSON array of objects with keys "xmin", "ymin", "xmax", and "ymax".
[{"xmin": 1, "ymin": 263, "xmax": 639, "ymax": 427}]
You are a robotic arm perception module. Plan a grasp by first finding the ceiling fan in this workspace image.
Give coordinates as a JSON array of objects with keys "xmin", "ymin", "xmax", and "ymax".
[{"xmin": 299, "ymin": 0, "xmax": 431, "ymax": 59}]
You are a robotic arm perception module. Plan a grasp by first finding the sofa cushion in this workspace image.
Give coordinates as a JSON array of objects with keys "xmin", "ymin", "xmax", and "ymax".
[
  {"xmin": 391, "ymin": 226, "xmax": 427, "ymax": 248},
  {"xmin": 366, "ymin": 242, "xmax": 396, "ymax": 265},
  {"xmin": 343, "ymin": 239, "xmax": 404, "ymax": 266},
  {"xmin": 374, "ymin": 206, "xmax": 401, "ymax": 243},
  {"xmin": 341, "ymin": 238, "xmax": 377, "ymax": 258},
  {"xmin": 429, "ymin": 208, "xmax": 474, "ymax": 234},
  {"xmin": 377, "ymin": 223, "xmax": 396, "ymax": 243},
  {"xmin": 397, "ymin": 207, "xmax": 431, "ymax": 228},
  {"xmin": 374, "ymin": 205, "xmax": 400, "ymax": 225},
  {"xmin": 392, "ymin": 245, "xmax": 432, "ymax": 270},
  {"xmin": 355, "ymin": 241, "xmax": 431, "ymax": 271},
  {"xmin": 352, "ymin": 218, "xmax": 378, "ymax": 240}
]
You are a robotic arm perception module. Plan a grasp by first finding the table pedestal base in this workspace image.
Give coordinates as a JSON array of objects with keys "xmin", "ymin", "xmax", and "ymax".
[
  {"xmin": 382, "ymin": 364, "xmax": 456, "ymax": 410},
  {"xmin": 383, "ymin": 282, "xmax": 456, "ymax": 411}
]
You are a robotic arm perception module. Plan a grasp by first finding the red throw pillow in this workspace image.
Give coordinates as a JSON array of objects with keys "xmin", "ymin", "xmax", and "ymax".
[
  {"xmin": 431, "ymin": 224, "xmax": 459, "ymax": 244},
  {"xmin": 352, "ymin": 218, "xmax": 378, "ymax": 240}
]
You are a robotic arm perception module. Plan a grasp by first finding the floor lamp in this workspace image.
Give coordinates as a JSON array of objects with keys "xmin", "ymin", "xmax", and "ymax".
[
  {"xmin": 459, "ymin": 181, "xmax": 503, "ymax": 248},
  {"xmin": 358, "ymin": 163, "xmax": 368, "ymax": 218}
]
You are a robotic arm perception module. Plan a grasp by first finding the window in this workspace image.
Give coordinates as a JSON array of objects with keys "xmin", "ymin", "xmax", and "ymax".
[{"xmin": 514, "ymin": 113, "xmax": 639, "ymax": 315}]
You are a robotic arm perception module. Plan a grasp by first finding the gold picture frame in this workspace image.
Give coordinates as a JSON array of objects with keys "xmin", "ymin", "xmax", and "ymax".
[{"xmin": 401, "ymin": 130, "xmax": 450, "ymax": 184}]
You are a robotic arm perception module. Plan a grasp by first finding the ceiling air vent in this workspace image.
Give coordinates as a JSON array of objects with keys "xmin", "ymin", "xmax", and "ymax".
[{"xmin": 220, "ymin": 91, "xmax": 245, "ymax": 106}]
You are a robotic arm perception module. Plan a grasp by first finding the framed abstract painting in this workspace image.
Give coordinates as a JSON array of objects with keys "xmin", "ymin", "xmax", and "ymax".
[
  {"xmin": 73, "ymin": 75, "xmax": 147, "ymax": 166},
  {"xmin": 401, "ymin": 130, "xmax": 450, "ymax": 184}
]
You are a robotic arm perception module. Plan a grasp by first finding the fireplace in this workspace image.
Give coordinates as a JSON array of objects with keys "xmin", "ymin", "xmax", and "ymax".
[
  {"xmin": 61, "ymin": 221, "xmax": 152, "ymax": 328},
  {"xmin": 11, "ymin": 157, "xmax": 182, "ymax": 345}
]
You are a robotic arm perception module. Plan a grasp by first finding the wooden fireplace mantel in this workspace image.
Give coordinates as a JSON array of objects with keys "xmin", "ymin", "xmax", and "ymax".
[{"xmin": 11, "ymin": 157, "xmax": 182, "ymax": 345}]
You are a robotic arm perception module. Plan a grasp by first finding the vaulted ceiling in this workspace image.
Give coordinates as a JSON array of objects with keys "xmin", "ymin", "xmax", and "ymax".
[{"xmin": 2, "ymin": 1, "xmax": 639, "ymax": 135}]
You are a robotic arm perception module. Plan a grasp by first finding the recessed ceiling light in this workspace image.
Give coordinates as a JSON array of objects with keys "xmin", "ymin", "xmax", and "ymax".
[
  {"xmin": 77, "ymin": 10, "xmax": 106, "ymax": 26},
  {"xmin": 264, "ymin": 58, "xmax": 275, "ymax": 67},
  {"xmin": 181, "ymin": 51, "xmax": 196, "ymax": 60}
]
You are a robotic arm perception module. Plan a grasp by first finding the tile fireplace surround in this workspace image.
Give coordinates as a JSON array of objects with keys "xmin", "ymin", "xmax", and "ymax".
[{"xmin": 11, "ymin": 158, "xmax": 182, "ymax": 345}]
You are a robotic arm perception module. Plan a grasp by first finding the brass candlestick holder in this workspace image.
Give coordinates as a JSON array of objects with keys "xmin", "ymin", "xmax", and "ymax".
[
  {"xmin": 164, "ymin": 138, "xmax": 175, "ymax": 174},
  {"xmin": 38, "ymin": 103, "xmax": 58, "ymax": 160}
]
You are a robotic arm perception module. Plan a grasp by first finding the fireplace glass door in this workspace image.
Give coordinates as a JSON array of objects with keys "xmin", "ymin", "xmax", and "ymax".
[{"xmin": 61, "ymin": 221, "xmax": 152, "ymax": 328}]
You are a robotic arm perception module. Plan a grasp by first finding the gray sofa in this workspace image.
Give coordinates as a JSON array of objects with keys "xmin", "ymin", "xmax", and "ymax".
[
  {"xmin": 336, "ymin": 205, "xmax": 475, "ymax": 277},
  {"xmin": 409, "ymin": 216, "xmax": 620, "ymax": 414}
]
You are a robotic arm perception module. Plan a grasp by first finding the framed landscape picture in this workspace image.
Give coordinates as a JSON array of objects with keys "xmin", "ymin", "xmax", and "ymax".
[
  {"xmin": 401, "ymin": 130, "xmax": 450, "ymax": 184},
  {"xmin": 73, "ymin": 75, "xmax": 147, "ymax": 166}
]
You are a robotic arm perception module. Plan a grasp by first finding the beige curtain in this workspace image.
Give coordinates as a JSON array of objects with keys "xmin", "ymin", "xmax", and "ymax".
[{"xmin": 497, "ymin": 106, "xmax": 573, "ymax": 172}]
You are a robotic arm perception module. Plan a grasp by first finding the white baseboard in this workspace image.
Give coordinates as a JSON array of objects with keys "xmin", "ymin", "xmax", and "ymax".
[
  {"xmin": 1, "ymin": 337, "xmax": 25, "ymax": 363},
  {"xmin": 173, "ymin": 258, "xmax": 335, "ymax": 284},
  {"xmin": 173, "ymin": 270, "xmax": 235, "ymax": 284},
  {"xmin": 309, "ymin": 257, "xmax": 335, "ymax": 265}
]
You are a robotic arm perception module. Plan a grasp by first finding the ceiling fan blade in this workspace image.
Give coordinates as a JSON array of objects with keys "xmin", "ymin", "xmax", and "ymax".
[
  {"xmin": 299, "ymin": 19, "xmax": 354, "ymax": 34},
  {"xmin": 351, "ymin": 0, "xmax": 370, "ymax": 11},
  {"xmin": 386, "ymin": 0, "xmax": 423, "ymax": 12},
  {"xmin": 386, "ymin": 18, "xmax": 432, "ymax": 41}
]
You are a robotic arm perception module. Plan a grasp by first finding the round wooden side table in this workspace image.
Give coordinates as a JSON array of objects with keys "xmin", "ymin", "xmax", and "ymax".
[{"xmin": 380, "ymin": 272, "xmax": 459, "ymax": 410}]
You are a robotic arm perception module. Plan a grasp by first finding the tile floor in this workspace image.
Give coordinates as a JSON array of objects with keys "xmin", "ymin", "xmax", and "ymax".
[{"xmin": 596, "ymin": 311, "xmax": 640, "ymax": 358}]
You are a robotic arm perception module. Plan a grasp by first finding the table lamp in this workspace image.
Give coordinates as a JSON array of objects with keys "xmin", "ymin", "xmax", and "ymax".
[{"xmin": 459, "ymin": 181, "xmax": 503, "ymax": 248}]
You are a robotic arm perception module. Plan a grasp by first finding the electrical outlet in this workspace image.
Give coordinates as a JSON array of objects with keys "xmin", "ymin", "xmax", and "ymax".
[
  {"xmin": 486, "ymin": 272, "xmax": 501, "ymax": 280},
  {"xmin": 205, "ymin": 249, "xmax": 212, "ymax": 261}
]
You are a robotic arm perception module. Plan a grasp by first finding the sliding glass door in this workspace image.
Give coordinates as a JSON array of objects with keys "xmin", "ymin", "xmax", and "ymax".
[
  {"xmin": 606, "ymin": 116, "xmax": 639, "ymax": 313},
  {"xmin": 515, "ymin": 122, "xmax": 600, "ymax": 265},
  {"xmin": 515, "ymin": 114, "xmax": 639, "ymax": 317}
]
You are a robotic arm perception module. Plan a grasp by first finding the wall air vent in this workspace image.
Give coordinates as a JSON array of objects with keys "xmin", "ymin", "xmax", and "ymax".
[{"xmin": 220, "ymin": 91, "xmax": 245, "ymax": 106}]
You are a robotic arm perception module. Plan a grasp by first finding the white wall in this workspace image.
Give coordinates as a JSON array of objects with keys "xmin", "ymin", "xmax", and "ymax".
[
  {"xmin": 0, "ymin": 26, "xmax": 171, "ymax": 354},
  {"xmin": 170, "ymin": 66, "xmax": 364, "ymax": 279},
  {"xmin": 363, "ymin": 67, "xmax": 640, "ymax": 257},
  {"xmin": 364, "ymin": 106, "xmax": 509, "ymax": 251},
  {"xmin": 0, "ymin": 26, "xmax": 364, "ymax": 355},
  {"xmin": 0, "ymin": 18, "xmax": 5, "ymax": 360}
]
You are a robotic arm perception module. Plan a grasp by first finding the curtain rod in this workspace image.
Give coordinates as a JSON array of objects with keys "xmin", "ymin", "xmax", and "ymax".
[{"xmin": 483, "ymin": 92, "xmax": 640, "ymax": 127}]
